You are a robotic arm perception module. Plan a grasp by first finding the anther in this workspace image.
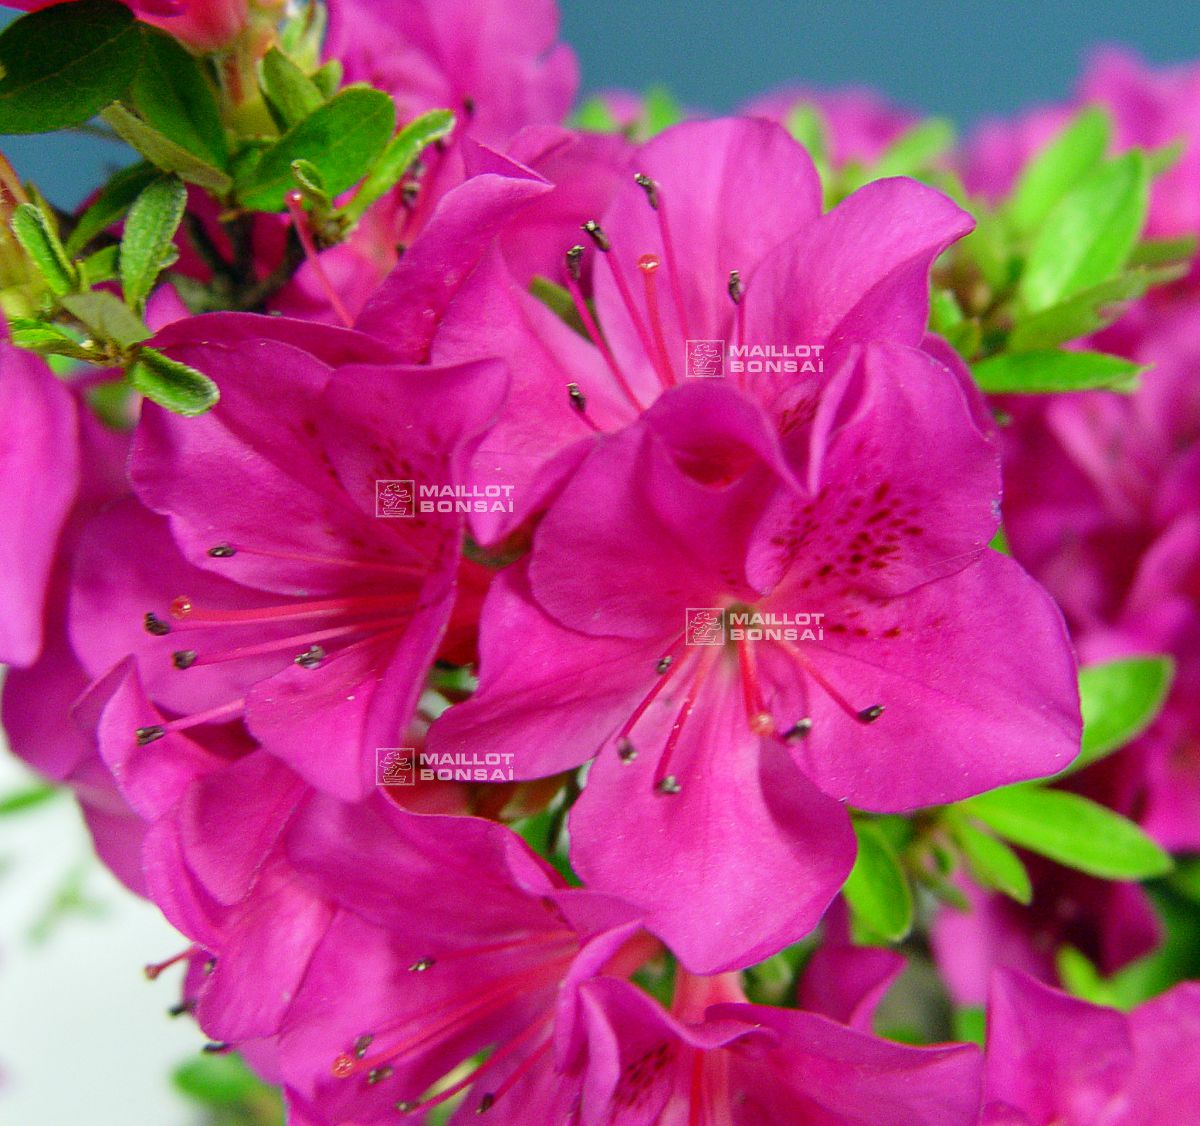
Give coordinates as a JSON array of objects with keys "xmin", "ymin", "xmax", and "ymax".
[
  {"xmin": 401, "ymin": 182, "xmax": 420, "ymax": 209},
  {"xmin": 617, "ymin": 738, "xmax": 637, "ymax": 763},
  {"xmin": 143, "ymin": 612, "xmax": 171, "ymax": 636},
  {"xmin": 395, "ymin": 1101, "xmax": 418, "ymax": 1114},
  {"xmin": 294, "ymin": 644, "xmax": 326, "ymax": 669},
  {"xmin": 581, "ymin": 220, "xmax": 611, "ymax": 252},
  {"xmin": 784, "ymin": 718, "xmax": 814, "ymax": 742},
  {"xmin": 204, "ymin": 958, "xmax": 216, "ymax": 974},
  {"xmin": 202, "ymin": 1042, "xmax": 231, "ymax": 1054},
  {"xmin": 656, "ymin": 656, "xmax": 672, "ymax": 674},
  {"xmin": 462, "ymin": 96, "xmax": 476, "ymax": 119},
  {"xmin": 477, "ymin": 1093, "xmax": 496, "ymax": 1114},
  {"xmin": 565, "ymin": 244, "xmax": 584, "ymax": 281},
  {"xmin": 728, "ymin": 270, "xmax": 744, "ymax": 305},
  {"xmin": 857, "ymin": 705, "xmax": 885, "ymax": 724},
  {"xmin": 207, "ymin": 544, "xmax": 236, "ymax": 558},
  {"xmin": 409, "ymin": 957, "xmax": 436, "ymax": 972},
  {"xmin": 655, "ymin": 775, "xmax": 681, "ymax": 795},
  {"xmin": 167, "ymin": 1000, "xmax": 195, "ymax": 1017},
  {"xmin": 136, "ymin": 725, "xmax": 166, "ymax": 746},
  {"xmin": 353, "ymin": 1034, "xmax": 374, "ymax": 1059},
  {"xmin": 367, "ymin": 1066, "xmax": 394, "ymax": 1085},
  {"xmin": 567, "ymin": 383, "xmax": 587, "ymax": 413},
  {"xmin": 633, "ymin": 172, "xmax": 659, "ymax": 209},
  {"xmin": 173, "ymin": 649, "xmax": 198, "ymax": 670}
]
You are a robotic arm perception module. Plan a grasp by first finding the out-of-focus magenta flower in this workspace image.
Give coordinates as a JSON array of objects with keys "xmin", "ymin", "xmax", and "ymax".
[
  {"xmin": 430, "ymin": 350, "xmax": 1080, "ymax": 971},
  {"xmin": 932, "ymin": 864, "xmax": 1161, "ymax": 1006},
  {"xmin": 4, "ymin": 0, "xmax": 255, "ymax": 51},
  {"xmin": 743, "ymin": 86, "xmax": 919, "ymax": 166},
  {"xmin": 983, "ymin": 968, "xmax": 1200, "ymax": 1124},
  {"xmin": 573, "ymin": 962, "xmax": 981, "ymax": 1124},
  {"xmin": 325, "ymin": 0, "xmax": 578, "ymax": 149}
]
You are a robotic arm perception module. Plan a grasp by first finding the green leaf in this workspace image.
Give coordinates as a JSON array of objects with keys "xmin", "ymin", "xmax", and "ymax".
[
  {"xmin": 1009, "ymin": 264, "xmax": 1187, "ymax": 351},
  {"xmin": 962, "ymin": 784, "xmax": 1173, "ymax": 880},
  {"xmin": 235, "ymin": 85, "xmax": 395, "ymax": 212},
  {"xmin": 952, "ymin": 1006, "xmax": 987, "ymax": 1047},
  {"xmin": 1074, "ymin": 657, "xmax": 1175, "ymax": 771},
  {"xmin": 101, "ymin": 103, "xmax": 233, "ymax": 194},
  {"xmin": 529, "ymin": 275, "xmax": 587, "ymax": 338},
  {"xmin": 1127, "ymin": 234, "xmax": 1197, "ymax": 268},
  {"xmin": 61, "ymin": 290, "xmax": 151, "ymax": 348},
  {"xmin": 78, "ymin": 243, "xmax": 119, "ymax": 286},
  {"xmin": 311, "ymin": 58, "xmax": 341, "ymax": 99},
  {"xmin": 0, "ymin": 781, "xmax": 59, "ymax": 815},
  {"xmin": 120, "ymin": 175, "xmax": 187, "ymax": 310},
  {"xmin": 128, "ymin": 27, "xmax": 228, "ymax": 169},
  {"xmin": 0, "ymin": 0, "xmax": 141, "ymax": 133},
  {"xmin": 1056, "ymin": 945, "xmax": 1124, "ymax": 1007},
  {"xmin": 641, "ymin": 85, "xmax": 683, "ymax": 137},
  {"xmin": 65, "ymin": 161, "xmax": 158, "ymax": 256},
  {"xmin": 259, "ymin": 46, "xmax": 325, "ymax": 130},
  {"xmin": 785, "ymin": 103, "xmax": 829, "ymax": 164},
  {"xmin": 342, "ymin": 107, "xmax": 455, "ymax": 223},
  {"xmin": 8, "ymin": 317, "xmax": 96, "ymax": 360},
  {"xmin": 1008, "ymin": 106, "xmax": 1111, "ymax": 235},
  {"xmin": 872, "ymin": 118, "xmax": 955, "ymax": 178},
  {"xmin": 950, "ymin": 816, "xmax": 1032, "ymax": 904},
  {"xmin": 843, "ymin": 819, "xmax": 913, "ymax": 942},
  {"xmin": 1019, "ymin": 150, "xmax": 1149, "ymax": 312},
  {"xmin": 11, "ymin": 202, "xmax": 78, "ymax": 295},
  {"xmin": 573, "ymin": 95, "xmax": 620, "ymax": 133},
  {"xmin": 174, "ymin": 1053, "xmax": 278, "ymax": 1110},
  {"xmin": 972, "ymin": 350, "xmax": 1144, "ymax": 394},
  {"xmin": 127, "ymin": 346, "xmax": 219, "ymax": 415}
]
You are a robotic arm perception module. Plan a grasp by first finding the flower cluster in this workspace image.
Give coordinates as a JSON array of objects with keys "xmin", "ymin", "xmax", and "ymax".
[{"xmin": 1, "ymin": 2, "xmax": 1199, "ymax": 1123}]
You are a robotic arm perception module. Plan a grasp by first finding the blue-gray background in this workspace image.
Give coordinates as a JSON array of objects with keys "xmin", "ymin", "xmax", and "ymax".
[{"xmin": 4, "ymin": 0, "xmax": 1199, "ymax": 207}]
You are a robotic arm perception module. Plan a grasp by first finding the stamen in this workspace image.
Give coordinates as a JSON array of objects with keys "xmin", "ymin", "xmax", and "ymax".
[
  {"xmin": 633, "ymin": 172, "xmax": 659, "ymax": 210},
  {"xmin": 176, "ymin": 619, "xmax": 411, "ymax": 670},
  {"xmin": 144, "ymin": 612, "xmax": 171, "ymax": 636},
  {"xmin": 563, "ymin": 245, "xmax": 646, "ymax": 414},
  {"xmin": 729, "ymin": 270, "xmax": 747, "ymax": 354},
  {"xmin": 656, "ymin": 655, "xmax": 673, "ymax": 674},
  {"xmin": 566, "ymin": 382, "xmax": 601, "ymax": 433},
  {"xmin": 294, "ymin": 644, "xmax": 326, "ymax": 669},
  {"xmin": 775, "ymin": 638, "xmax": 884, "ymax": 726},
  {"xmin": 581, "ymin": 220, "xmax": 671, "ymax": 390},
  {"xmin": 653, "ymin": 647, "xmax": 719, "ymax": 794},
  {"xmin": 640, "ymin": 177, "xmax": 692, "ymax": 342},
  {"xmin": 783, "ymin": 718, "xmax": 814, "ymax": 742},
  {"xmin": 213, "ymin": 543, "xmax": 427, "ymax": 576},
  {"xmin": 170, "ymin": 593, "xmax": 406, "ymax": 627},
  {"xmin": 202, "ymin": 1042, "xmax": 231, "ymax": 1054},
  {"xmin": 637, "ymin": 254, "xmax": 677, "ymax": 388},
  {"xmin": 617, "ymin": 738, "xmax": 637, "ymax": 762},
  {"xmin": 136, "ymin": 725, "xmax": 166, "ymax": 746},
  {"xmin": 144, "ymin": 946, "xmax": 198, "ymax": 980},
  {"xmin": 173, "ymin": 650, "xmax": 198, "ymax": 670},
  {"xmin": 476, "ymin": 1036, "xmax": 554, "ymax": 1113},
  {"xmin": 206, "ymin": 544, "xmax": 236, "ymax": 558},
  {"xmin": 285, "ymin": 190, "xmax": 354, "ymax": 328}
]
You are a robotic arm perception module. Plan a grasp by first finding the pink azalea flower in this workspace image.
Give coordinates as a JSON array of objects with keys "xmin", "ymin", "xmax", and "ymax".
[
  {"xmin": 4, "ymin": 0, "xmax": 255, "ymax": 51},
  {"xmin": 0, "ymin": 342, "xmax": 79, "ymax": 667},
  {"xmin": 325, "ymin": 0, "xmax": 578, "ymax": 149},
  {"xmin": 572, "ymin": 962, "xmax": 981, "ymax": 1124},
  {"xmin": 931, "ymin": 865, "xmax": 1160, "ymax": 1006},
  {"xmin": 69, "ymin": 313, "xmax": 508, "ymax": 800},
  {"xmin": 430, "ymin": 350, "xmax": 1081, "ymax": 971},
  {"xmin": 983, "ymin": 968, "xmax": 1200, "ymax": 1124},
  {"xmin": 407, "ymin": 115, "xmax": 978, "ymax": 544},
  {"xmin": 248, "ymin": 797, "xmax": 647, "ymax": 1123}
]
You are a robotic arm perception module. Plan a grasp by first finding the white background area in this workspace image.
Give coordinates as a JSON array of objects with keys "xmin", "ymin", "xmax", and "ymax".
[{"xmin": 0, "ymin": 738, "xmax": 204, "ymax": 1124}]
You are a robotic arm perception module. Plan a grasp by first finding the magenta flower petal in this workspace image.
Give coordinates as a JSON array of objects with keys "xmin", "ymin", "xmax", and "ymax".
[{"xmin": 0, "ymin": 344, "xmax": 79, "ymax": 666}]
